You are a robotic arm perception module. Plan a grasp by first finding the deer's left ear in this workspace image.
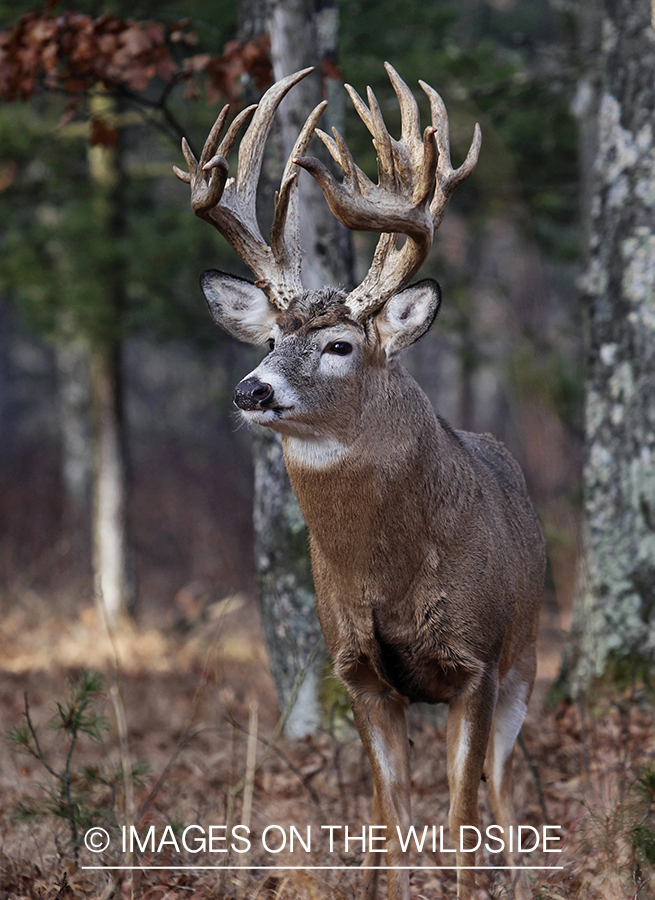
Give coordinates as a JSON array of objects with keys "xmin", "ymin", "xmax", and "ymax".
[{"xmin": 375, "ymin": 279, "xmax": 441, "ymax": 357}]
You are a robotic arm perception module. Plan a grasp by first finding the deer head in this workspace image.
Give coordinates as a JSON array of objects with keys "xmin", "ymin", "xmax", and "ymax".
[{"xmin": 174, "ymin": 64, "xmax": 480, "ymax": 443}]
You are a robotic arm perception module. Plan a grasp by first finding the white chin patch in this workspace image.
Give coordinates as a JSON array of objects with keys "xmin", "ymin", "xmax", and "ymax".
[{"xmin": 239, "ymin": 408, "xmax": 289, "ymax": 427}]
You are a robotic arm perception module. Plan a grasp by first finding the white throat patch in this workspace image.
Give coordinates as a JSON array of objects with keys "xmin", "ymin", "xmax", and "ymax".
[{"xmin": 284, "ymin": 436, "xmax": 350, "ymax": 470}]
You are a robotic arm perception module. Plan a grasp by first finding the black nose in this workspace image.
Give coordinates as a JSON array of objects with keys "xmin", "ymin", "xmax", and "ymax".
[{"xmin": 233, "ymin": 377, "xmax": 275, "ymax": 411}]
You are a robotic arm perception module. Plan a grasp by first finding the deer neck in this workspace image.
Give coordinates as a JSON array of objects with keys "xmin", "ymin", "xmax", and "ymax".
[{"xmin": 281, "ymin": 364, "xmax": 476, "ymax": 568}]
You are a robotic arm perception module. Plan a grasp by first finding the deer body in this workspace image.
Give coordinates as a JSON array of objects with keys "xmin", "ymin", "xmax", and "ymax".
[
  {"xmin": 287, "ymin": 404, "xmax": 543, "ymax": 708},
  {"xmin": 178, "ymin": 65, "xmax": 545, "ymax": 899},
  {"xmin": 282, "ymin": 364, "xmax": 541, "ymax": 687}
]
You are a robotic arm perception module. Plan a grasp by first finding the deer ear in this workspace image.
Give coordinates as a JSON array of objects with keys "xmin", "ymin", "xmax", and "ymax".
[
  {"xmin": 376, "ymin": 279, "xmax": 441, "ymax": 356},
  {"xmin": 200, "ymin": 270, "xmax": 278, "ymax": 345}
]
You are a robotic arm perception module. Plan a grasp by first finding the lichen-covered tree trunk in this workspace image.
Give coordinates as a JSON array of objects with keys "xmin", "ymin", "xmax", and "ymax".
[
  {"xmin": 238, "ymin": 0, "xmax": 352, "ymax": 736},
  {"xmin": 251, "ymin": 431, "xmax": 323, "ymax": 736},
  {"xmin": 268, "ymin": 0, "xmax": 351, "ymax": 289},
  {"xmin": 567, "ymin": 0, "xmax": 655, "ymax": 689}
]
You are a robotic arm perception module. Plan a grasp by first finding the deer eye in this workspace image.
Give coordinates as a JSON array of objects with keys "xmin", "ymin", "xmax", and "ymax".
[
  {"xmin": 325, "ymin": 341, "xmax": 352, "ymax": 356},
  {"xmin": 267, "ymin": 338, "xmax": 275, "ymax": 351}
]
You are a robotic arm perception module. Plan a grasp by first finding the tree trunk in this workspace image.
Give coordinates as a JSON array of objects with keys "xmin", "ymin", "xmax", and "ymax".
[
  {"xmin": 55, "ymin": 317, "xmax": 93, "ymax": 591},
  {"xmin": 571, "ymin": 0, "xmax": 602, "ymax": 254},
  {"xmin": 565, "ymin": 0, "xmax": 655, "ymax": 690},
  {"xmin": 90, "ymin": 342, "xmax": 133, "ymax": 624},
  {"xmin": 56, "ymin": 317, "xmax": 92, "ymax": 520},
  {"xmin": 238, "ymin": 0, "xmax": 353, "ymax": 736},
  {"xmin": 252, "ymin": 430, "xmax": 323, "ymax": 736},
  {"xmin": 87, "ymin": 89, "xmax": 135, "ymax": 624},
  {"xmin": 268, "ymin": 0, "xmax": 352, "ymax": 288}
]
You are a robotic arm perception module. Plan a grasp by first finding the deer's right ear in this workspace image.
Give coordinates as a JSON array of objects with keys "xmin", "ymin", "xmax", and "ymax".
[{"xmin": 200, "ymin": 270, "xmax": 278, "ymax": 345}]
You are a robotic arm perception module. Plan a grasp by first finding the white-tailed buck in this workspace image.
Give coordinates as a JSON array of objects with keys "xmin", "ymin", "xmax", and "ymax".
[{"xmin": 176, "ymin": 64, "xmax": 544, "ymax": 900}]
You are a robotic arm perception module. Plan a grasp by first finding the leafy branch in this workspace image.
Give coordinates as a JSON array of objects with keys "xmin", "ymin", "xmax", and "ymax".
[{"xmin": 0, "ymin": 5, "xmax": 273, "ymax": 153}]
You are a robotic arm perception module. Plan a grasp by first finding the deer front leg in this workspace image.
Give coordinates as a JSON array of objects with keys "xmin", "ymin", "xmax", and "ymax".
[
  {"xmin": 446, "ymin": 671, "xmax": 497, "ymax": 899},
  {"xmin": 350, "ymin": 690, "xmax": 412, "ymax": 900}
]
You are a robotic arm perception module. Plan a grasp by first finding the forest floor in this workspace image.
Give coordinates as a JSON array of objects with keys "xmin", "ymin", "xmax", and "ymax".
[{"xmin": 0, "ymin": 591, "xmax": 654, "ymax": 900}]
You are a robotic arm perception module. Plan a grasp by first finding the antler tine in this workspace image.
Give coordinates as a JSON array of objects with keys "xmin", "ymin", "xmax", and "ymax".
[
  {"xmin": 201, "ymin": 104, "xmax": 259, "ymax": 172},
  {"xmin": 271, "ymin": 100, "xmax": 327, "ymax": 278},
  {"xmin": 174, "ymin": 108, "xmax": 234, "ymax": 211},
  {"xmin": 235, "ymin": 68, "xmax": 314, "ymax": 220},
  {"xmin": 365, "ymin": 86, "xmax": 396, "ymax": 187},
  {"xmin": 297, "ymin": 64, "xmax": 479, "ymax": 320},
  {"xmin": 420, "ymin": 80, "xmax": 482, "ymax": 228},
  {"xmin": 315, "ymin": 127, "xmax": 374, "ymax": 197},
  {"xmin": 199, "ymin": 103, "xmax": 231, "ymax": 169},
  {"xmin": 176, "ymin": 67, "xmax": 319, "ymax": 308},
  {"xmin": 384, "ymin": 62, "xmax": 423, "ymax": 160},
  {"xmin": 344, "ymin": 83, "xmax": 374, "ymax": 135}
]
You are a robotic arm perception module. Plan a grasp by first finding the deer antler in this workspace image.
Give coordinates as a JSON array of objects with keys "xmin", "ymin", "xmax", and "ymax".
[
  {"xmin": 294, "ymin": 62, "xmax": 481, "ymax": 320},
  {"xmin": 174, "ymin": 68, "xmax": 326, "ymax": 309}
]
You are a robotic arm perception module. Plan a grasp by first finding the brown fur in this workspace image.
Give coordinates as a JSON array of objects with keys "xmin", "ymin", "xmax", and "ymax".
[
  {"xmin": 277, "ymin": 289, "xmax": 361, "ymax": 336},
  {"xmin": 284, "ymin": 363, "xmax": 544, "ymax": 702}
]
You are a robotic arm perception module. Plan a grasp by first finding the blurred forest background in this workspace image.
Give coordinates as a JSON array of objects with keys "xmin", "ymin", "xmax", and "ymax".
[
  {"xmin": 0, "ymin": 0, "xmax": 580, "ymax": 659},
  {"xmin": 1, "ymin": 0, "xmax": 654, "ymax": 898}
]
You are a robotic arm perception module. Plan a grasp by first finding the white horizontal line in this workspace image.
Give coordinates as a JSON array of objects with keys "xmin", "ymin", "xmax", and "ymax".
[{"xmin": 82, "ymin": 865, "xmax": 564, "ymax": 871}]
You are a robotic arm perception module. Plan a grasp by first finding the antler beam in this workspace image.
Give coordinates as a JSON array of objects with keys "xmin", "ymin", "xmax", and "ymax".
[
  {"xmin": 294, "ymin": 62, "xmax": 481, "ymax": 320},
  {"xmin": 174, "ymin": 68, "xmax": 326, "ymax": 308},
  {"xmin": 177, "ymin": 64, "xmax": 480, "ymax": 319}
]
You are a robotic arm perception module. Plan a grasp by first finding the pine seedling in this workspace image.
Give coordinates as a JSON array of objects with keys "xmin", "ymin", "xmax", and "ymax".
[{"xmin": 6, "ymin": 670, "xmax": 147, "ymax": 864}]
